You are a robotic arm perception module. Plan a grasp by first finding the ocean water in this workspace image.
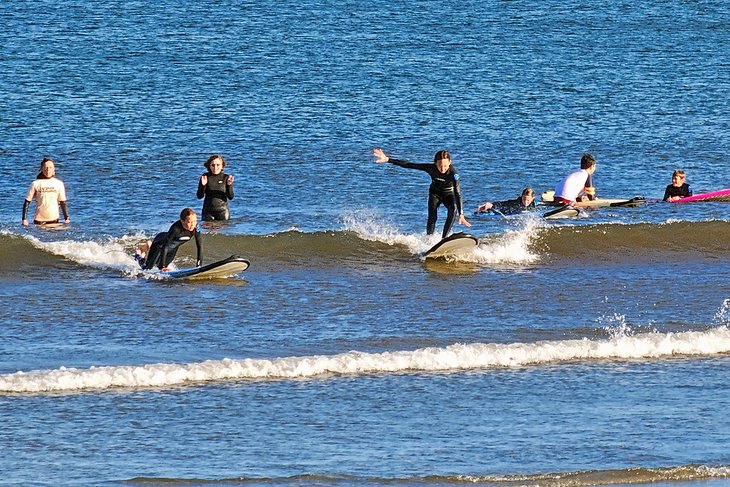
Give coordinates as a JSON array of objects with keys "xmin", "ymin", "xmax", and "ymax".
[{"xmin": 1, "ymin": 1, "xmax": 730, "ymax": 486}]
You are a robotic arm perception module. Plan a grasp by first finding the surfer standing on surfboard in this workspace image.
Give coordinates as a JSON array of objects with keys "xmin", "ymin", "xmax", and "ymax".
[
  {"xmin": 373, "ymin": 148, "xmax": 471, "ymax": 238},
  {"xmin": 663, "ymin": 170, "xmax": 692, "ymax": 202},
  {"xmin": 552, "ymin": 153, "xmax": 597, "ymax": 205},
  {"xmin": 22, "ymin": 157, "xmax": 70, "ymax": 226},
  {"xmin": 136, "ymin": 208, "xmax": 202, "ymax": 271}
]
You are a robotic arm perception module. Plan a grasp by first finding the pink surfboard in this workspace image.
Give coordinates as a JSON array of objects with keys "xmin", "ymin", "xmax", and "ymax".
[{"xmin": 672, "ymin": 188, "xmax": 730, "ymax": 203}]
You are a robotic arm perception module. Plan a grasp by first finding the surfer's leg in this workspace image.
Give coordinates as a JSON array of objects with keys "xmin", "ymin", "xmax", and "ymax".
[
  {"xmin": 143, "ymin": 234, "xmax": 166, "ymax": 270},
  {"xmin": 442, "ymin": 196, "xmax": 457, "ymax": 238},
  {"xmin": 427, "ymin": 193, "xmax": 440, "ymax": 235}
]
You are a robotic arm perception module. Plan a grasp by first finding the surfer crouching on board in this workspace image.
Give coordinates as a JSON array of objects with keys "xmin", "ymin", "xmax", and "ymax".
[
  {"xmin": 552, "ymin": 153, "xmax": 597, "ymax": 205},
  {"xmin": 476, "ymin": 187, "xmax": 537, "ymax": 215},
  {"xmin": 136, "ymin": 208, "xmax": 202, "ymax": 271},
  {"xmin": 373, "ymin": 148, "xmax": 471, "ymax": 238},
  {"xmin": 22, "ymin": 157, "xmax": 70, "ymax": 226}
]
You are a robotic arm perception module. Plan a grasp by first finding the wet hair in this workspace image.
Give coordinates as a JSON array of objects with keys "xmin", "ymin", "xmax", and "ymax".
[
  {"xmin": 672, "ymin": 169, "xmax": 686, "ymax": 179},
  {"xmin": 580, "ymin": 153, "xmax": 596, "ymax": 169},
  {"xmin": 204, "ymin": 154, "xmax": 227, "ymax": 171},
  {"xmin": 433, "ymin": 150, "xmax": 451, "ymax": 164},
  {"xmin": 521, "ymin": 187, "xmax": 534, "ymax": 197},
  {"xmin": 180, "ymin": 207, "xmax": 196, "ymax": 221}
]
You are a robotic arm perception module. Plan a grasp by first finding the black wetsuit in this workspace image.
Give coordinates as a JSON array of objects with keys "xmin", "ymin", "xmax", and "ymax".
[
  {"xmin": 197, "ymin": 172, "xmax": 234, "ymax": 221},
  {"xmin": 490, "ymin": 197, "xmax": 537, "ymax": 215},
  {"xmin": 142, "ymin": 220, "xmax": 202, "ymax": 270},
  {"xmin": 663, "ymin": 183, "xmax": 692, "ymax": 201},
  {"xmin": 388, "ymin": 158, "xmax": 464, "ymax": 238}
]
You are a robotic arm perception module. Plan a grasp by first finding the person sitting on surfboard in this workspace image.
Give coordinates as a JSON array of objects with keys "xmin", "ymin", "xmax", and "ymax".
[
  {"xmin": 22, "ymin": 157, "xmax": 70, "ymax": 226},
  {"xmin": 136, "ymin": 208, "xmax": 202, "ymax": 271},
  {"xmin": 663, "ymin": 169, "xmax": 692, "ymax": 202},
  {"xmin": 373, "ymin": 148, "xmax": 471, "ymax": 238},
  {"xmin": 197, "ymin": 154, "xmax": 234, "ymax": 221},
  {"xmin": 552, "ymin": 153, "xmax": 597, "ymax": 205},
  {"xmin": 475, "ymin": 187, "xmax": 536, "ymax": 215}
]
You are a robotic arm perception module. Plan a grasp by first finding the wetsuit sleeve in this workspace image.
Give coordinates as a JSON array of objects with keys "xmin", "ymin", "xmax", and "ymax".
[
  {"xmin": 22, "ymin": 199, "xmax": 30, "ymax": 221},
  {"xmin": 388, "ymin": 158, "xmax": 433, "ymax": 172},
  {"xmin": 663, "ymin": 185, "xmax": 672, "ymax": 201},
  {"xmin": 194, "ymin": 229, "xmax": 202, "ymax": 266},
  {"xmin": 59, "ymin": 201, "xmax": 69, "ymax": 220},
  {"xmin": 453, "ymin": 174, "xmax": 464, "ymax": 215},
  {"xmin": 492, "ymin": 198, "xmax": 521, "ymax": 215},
  {"xmin": 584, "ymin": 173, "xmax": 596, "ymax": 200},
  {"xmin": 197, "ymin": 177, "xmax": 206, "ymax": 199},
  {"xmin": 226, "ymin": 173, "xmax": 234, "ymax": 200}
]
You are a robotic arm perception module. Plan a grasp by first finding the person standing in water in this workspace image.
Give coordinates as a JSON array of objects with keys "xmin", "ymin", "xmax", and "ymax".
[
  {"xmin": 197, "ymin": 154, "xmax": 234, "ymax": 221},
  {"xmin": 22, "ymin": 157, "xmax": 70, "ymax": 226},
  {"xmin": 373, "ymin": 148, "xmax": 471, "ymax": 238}
]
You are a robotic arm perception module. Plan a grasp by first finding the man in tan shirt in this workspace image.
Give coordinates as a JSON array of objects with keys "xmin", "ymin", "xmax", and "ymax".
[{"xmin": 22, "ymin": 158, "xmax": 70, "ymax": 226}]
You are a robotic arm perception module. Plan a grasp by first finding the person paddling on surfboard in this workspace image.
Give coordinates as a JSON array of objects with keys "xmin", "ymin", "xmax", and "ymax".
[
  {"xmin": 22, "ymin": 157, "xmax": 70, "ymax": 227},
  {"xmin": 663, "ymin": 169, "xmax": 692, "ymax": 202},
  {"xmin": 136, "ymin": 208, "xmax": 202, "ymax": 271},
  {"xmin": 373, "ymin": 148, "xmax": 471, "ymax": 238},
  {"xmin": 552, "ymin": 153, "xmax": 597, "ymax": 206},
  {"xmin": 197, "ymin": 154, "xmax": 234, "ymax": 221},
  {"xmin": 475, "ymin": 187, "xmax": 536, "ymax": 215}
]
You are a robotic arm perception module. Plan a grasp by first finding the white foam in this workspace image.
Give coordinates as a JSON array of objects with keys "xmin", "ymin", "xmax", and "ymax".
[
  {"xmin": 3, "ymin": 326, "xmax": 729, "ymax": 394},
  {"xmin": 24, "ymin": 234, "xmax": 142, "ymax": 270},
  {"xmin": 341, "ymin": 209, "xmax": 541, "ymax": 264},
  {"xmin": 470, "ymin": 216, "xmax": 541, "ymax": 265}
]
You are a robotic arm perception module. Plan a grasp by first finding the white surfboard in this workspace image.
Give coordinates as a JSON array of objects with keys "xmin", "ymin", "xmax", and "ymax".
[
  {"xmin": 542, "ymin": 191, "xmax": 645, "ymax": 208},
  {"xmin": 423, "ymin": 233, "xmax": 479, "ymax": 259},
  {"xmin": 543, "ymin": 206, "xmax": 581, "ymax": 219},
  {"xmin": 164, "ymin": 255, "xmax": 250, "ymax": 280}
]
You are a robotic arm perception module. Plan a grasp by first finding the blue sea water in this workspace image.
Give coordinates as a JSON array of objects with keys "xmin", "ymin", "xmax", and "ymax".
[{"xmin": 1, "ymin": 1, "xmax": 730, "ymax": 486}]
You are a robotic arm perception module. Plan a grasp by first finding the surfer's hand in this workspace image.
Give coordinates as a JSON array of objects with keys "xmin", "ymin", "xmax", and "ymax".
[
  {"xmin": 227, "ymin": 174, "xmax": 234, "ymax": 185},
  {"xmin": 22, "ymin": 219, "xmax": 28, "ymax": 226},
  {"xmin": 196, "ymin": 260, "xmax": 202, "ymax": 267},
  {"xmin": 373, "ymin": 148, "xmax": 389, "ymax": 163},
  {"xmin": 200, "ymin": 174, "xmax": 208, "ymax": 186},
  {"xmin": 459, "ymin": 214, "xmax": 472, "ymax": 228},
  {"xmin": 64, "ymin": 218, "xmax": 70, "ymax": 224},
  {"xmin": 476, "ymin": 202, "xmax": 492, "ymax": 213},
  {"xmin": 161, "ymin": 267, "xmax": 170, "ymax": 272}
]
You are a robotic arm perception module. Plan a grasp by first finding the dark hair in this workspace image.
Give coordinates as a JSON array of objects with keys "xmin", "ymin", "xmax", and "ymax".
[
  {"xmin": 521, "ymin": 187, "xmax": 534, "ymax": 197},
  {"xmin": 37, "ymin": 157, "xmax": 55, "ymax": 179},
  {"xmin": 580, "ymin": 153, "xmax": 596, "ymax": 169},
  {"xmin": 180, "ymin": 207, "xmax": 196, "ymax": 220},
  {"xmin": 204, "ymin": 154, "xmax": 227, "ymax": 171},
  {"xmin": 433, "ymin": 150, "xmax": 451, "ymax": 164}
]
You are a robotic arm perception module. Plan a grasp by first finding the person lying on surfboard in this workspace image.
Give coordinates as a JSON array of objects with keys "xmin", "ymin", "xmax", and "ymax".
[
  {"xmin": 373, "ymin": 148, "xmax": 471, "ymax": 238},
  {"xmin": 663, "ymin": 169, "xmax": 692, "ymax": 202},
  {"xmin": 475, "ymin": 187, "xmax": 537, "ymax": 215},
  {"xmin": 135, "ymin": 208, "xmax": 202, "ymax": 271},
  {"xmin": 22, "ymin": 157, "xmax": 71, "ymax": 227},
  {"xmin": 552, "ymin": 153, "xmax": 597, "ymax": 205}
]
